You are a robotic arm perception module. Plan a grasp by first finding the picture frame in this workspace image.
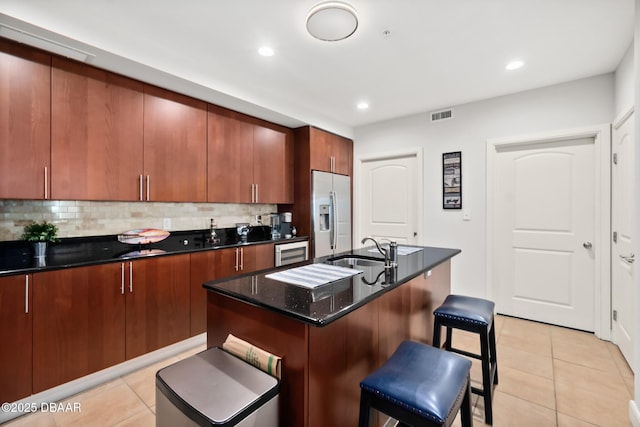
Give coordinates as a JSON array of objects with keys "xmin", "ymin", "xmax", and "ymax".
[{"xmin": 443, "ymin": 151, "xmax": 462, "ymax": 209}]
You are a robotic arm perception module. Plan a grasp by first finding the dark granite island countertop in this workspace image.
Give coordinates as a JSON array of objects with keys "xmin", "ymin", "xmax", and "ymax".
[
  {"xmin": 203, "ymin": 245, "xmax": 460, "ymax": 326},
  {"xmin": 204, "ymin": 245, "xmax": 460, "ymax": 427}
]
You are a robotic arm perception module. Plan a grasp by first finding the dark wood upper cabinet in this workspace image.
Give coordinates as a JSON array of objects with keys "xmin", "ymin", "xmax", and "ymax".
[
  {"xmin": 50, "ymin": 58, "xmax": 144, "ymax": 200},
  {"xmin": 254, "ymin": 126, "xmax": 291, "ymax": 203},
  {"xmin": 0, "ymin": 274, "xmax": 32, "ymax": 403},
  {"xmin": 0, "ymin": 39, "xmax": 51, "ymax": 199},
  {"xmin": 208, "ymin": 110, "xmax": 254, "ymax": 203},
  {"xmin": 307, "ymin": 126, "xmax": 353, "ymax": 176},
  {"xmin": 208, "ymin": 106, "xmax": 293, "ymax": 204},
  {"xmin": 143, "ymin": 85, "xmax": 207, "ymax": 202}
]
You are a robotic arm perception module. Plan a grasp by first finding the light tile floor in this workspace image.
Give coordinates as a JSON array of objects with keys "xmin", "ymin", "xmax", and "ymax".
[{"xmin": 3, "ymin": 315, "xmax": 635, "ymax": 426}]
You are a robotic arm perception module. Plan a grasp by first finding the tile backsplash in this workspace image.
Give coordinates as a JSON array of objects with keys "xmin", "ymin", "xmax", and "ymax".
[{"xmin": 0, "ymin": 200, "xmax": 277, "ymax": 241}]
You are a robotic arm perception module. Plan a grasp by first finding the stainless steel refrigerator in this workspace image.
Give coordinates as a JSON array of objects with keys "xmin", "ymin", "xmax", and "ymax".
[{"xmin": 312, "ymin": 170, "xmax": 351, "ymax": 258}]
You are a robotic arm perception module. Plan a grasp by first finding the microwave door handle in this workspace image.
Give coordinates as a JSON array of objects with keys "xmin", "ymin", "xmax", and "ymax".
[{"xmin": 330, "ymin": 191, "xmax": 337, "ymax": 250}]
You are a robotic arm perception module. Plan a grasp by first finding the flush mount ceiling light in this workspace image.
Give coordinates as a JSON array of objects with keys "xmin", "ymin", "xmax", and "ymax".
[{"xmin": 306, "ymin": 1, "xmax": 358, "ymax": 42}]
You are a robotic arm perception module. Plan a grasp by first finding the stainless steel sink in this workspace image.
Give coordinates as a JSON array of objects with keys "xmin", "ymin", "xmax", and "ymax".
[{"xmin": 326, "ymin": 255, "xmax": 385, "ymax": 267}]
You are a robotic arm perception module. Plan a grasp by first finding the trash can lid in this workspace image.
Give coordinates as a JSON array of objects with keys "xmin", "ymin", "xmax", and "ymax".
[{"xmin": 156, "ymin": 347, "xmax": 279, "ymax": 426}]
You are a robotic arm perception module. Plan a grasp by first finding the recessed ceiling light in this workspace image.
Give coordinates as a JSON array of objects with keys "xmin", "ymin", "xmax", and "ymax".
[
  {"xmin": 258, "ymin": 46, "xmax": 274, "ymax": 57},
  {"xmin": 505, "ymin": 60, "xmax": 524, "ymax": 71},
  {"xmin": 306, "ymin": 1, "xmax": 358, "ymax": 42},
  {"xmin": 357, "ymin": 101, "xmax": 369, "ymax": 110}
]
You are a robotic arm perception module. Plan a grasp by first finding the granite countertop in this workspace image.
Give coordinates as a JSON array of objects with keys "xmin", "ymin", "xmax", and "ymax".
[
  {"xmin": 203, "ymin": 245, "xmax": 460, "ymax": 327},
  {"xmin": 0, "ymin": 226, "xmax": 307, "ymax": 277}
]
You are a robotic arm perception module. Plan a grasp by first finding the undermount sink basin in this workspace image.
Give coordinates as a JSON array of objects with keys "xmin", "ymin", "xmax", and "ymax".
[{"xmin": 327, "ymin": 255, "xmax": 385, "ymax": 267}]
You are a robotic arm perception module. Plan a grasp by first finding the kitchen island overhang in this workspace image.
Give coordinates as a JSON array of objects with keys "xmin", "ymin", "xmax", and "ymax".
[
  {"xmin": 204, "ymin": 245, "xmax": 460, "ymax": 427},
  {"xmin": 203, "ymin": 245, "xmax": 460, "ymax": 326}
]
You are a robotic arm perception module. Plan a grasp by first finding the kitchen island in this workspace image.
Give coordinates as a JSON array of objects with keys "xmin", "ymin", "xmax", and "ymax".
[{"xmin": 204, "ymin": 245, "xmax": 460, "ymax": 427}]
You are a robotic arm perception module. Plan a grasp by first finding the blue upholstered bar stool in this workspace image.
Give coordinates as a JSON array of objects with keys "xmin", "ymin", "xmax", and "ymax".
[
  {"xmin": 358, "ymin": 340, "xmax": 473, "ymax": 427},
  {"xmin": 433, "ymin": 295, "xmax": 498, "ymax": 425}
]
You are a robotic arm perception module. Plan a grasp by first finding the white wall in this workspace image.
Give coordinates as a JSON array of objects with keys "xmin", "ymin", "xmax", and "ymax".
[
  {"xmin": 354, "ymin": 74, "xmax": 614, "ymax": 298},
  {"xmin": 616, "ymin": 41, "xmax": 635, "ymax": 118}
]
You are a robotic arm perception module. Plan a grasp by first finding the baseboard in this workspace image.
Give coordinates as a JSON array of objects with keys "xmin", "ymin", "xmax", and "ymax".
[
  {"xmin": 0, "ymin": 334, "xmax": 206, "ymax": 424},
  {"xmin": 630, "ymin": 399, "xmax": 640, "ymax": 427}
]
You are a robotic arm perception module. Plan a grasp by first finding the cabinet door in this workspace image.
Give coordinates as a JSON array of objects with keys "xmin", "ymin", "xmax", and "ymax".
[
  {"xmin": 253, "ymin": 126, "xmax": 292, "ymax": 203},
  {"xmin": 208, "ymin": 109, "xmax": 253, "ymax": 202},
  {"xmin": 51, "ymin": 58, "xmax": 143, "ymax": 200},
  {"xmin": 51, "ymin": 58, "xmax": 144, "ymax": 201},
  {"xmin": 309, "ymin": 127, "xmax": 334, "ymax": 173},
  {"xmin": 0, "ymin": 275, "xmax": 32, "ymax": 403},
  {"xmin": 243, "ymin": 243, "xmax": 275, "ymax": 273},
  {"xmin": 0, "ymin": 40, "xmax": 51, "ymax": 199},
  {"xmin": 125, "ymin": 254, "xmax": 190, "ymax": 359},
  {"xmin": 32, "ymin": 264, "xmax": 126, "ymax": 393},
  {"xmin": 308, "ymin": 127, "xmax": 353, "ymax": 176},
  {"xmin": 190, "ymin": 251, "xmax": 216, "ymax": 336},
  {"xmin": 331, "ymin": 134, "xmax": 353, "ymax": 176},
  {"xmin": 143, "ymin": 86, "xmax": 207, "ymax": 202}
]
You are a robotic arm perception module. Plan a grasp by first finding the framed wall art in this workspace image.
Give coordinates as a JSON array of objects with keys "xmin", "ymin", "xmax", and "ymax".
[{"xmin": 443, "ymin": 151, "xmax": 462, "ymax": 209}]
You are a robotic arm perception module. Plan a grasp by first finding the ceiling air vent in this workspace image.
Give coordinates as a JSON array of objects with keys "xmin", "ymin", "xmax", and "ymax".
[{"xmin": 430, "ymin": 108, "xmax": 453, "ymax": 122}]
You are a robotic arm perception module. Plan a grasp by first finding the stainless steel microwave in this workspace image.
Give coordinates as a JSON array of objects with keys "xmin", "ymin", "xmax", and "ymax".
[{"xmin": 275, "ymin": 240, "xmax": 309, "ymax": 266}]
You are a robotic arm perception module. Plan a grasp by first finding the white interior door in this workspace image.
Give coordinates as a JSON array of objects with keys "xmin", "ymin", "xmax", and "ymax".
[
  {"xmin": 358, "ymin": 153, "xmax": 421, "ymax": 245},
  {"xmin": 612, "ymin": 111, "xmax": 634, "ymax": 370},
  {"xmin": 493, "ymin": 137, "xmax": 596, "ymax": 331}
]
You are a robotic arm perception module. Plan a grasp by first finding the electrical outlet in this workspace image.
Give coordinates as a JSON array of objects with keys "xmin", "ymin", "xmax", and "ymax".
[
  {"xmin": 163, "ymin": 218, "xmax": 171, "ymax": 229},
  {"xmin": 462, "ymin": 210, "xmax": 471, "ymax": 221}
]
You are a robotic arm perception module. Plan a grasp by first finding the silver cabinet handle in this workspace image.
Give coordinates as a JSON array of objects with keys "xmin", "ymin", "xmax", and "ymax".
[
  {"xmin": 251, "ymin": 184, "xmax": 255, "ymax": 203},
  {"xmin": 146, "ymin": 175, "xmax": 150, "ymax": 201},
  {"xmin": 583, "ymin": 242, "xmax": 592, "ymax": 249},
  {"xmin": 129, "ymin": 261, "xmax": 133, "ymax": 292},
  {"xmin": 139, "ymin": 175, "xmax": 143, "ymax": 201},
  {"xmin": 235, "ymin": 248, "xmax": 239, "ymax": 271},
  {"xmin": 121, "ymin": 263, "xmax": 125, "ymax": 294},
  {"xmin": 620, "ymin": 253, "xmax": 635, "ymax": 263},
  {"xmin": 240, "ymin": 248, "xmax": 244, "ymax": 270},
  {"xmin": 25, "ymin": 275, "xmax": 29, "ymax": 314},
  {"xmin": 255, "ymin": 184, "xmax": 258, "ymax": 203},
  {"xmin": 44, "ymin": 166, "xmax": 48, "ymax": 199}
]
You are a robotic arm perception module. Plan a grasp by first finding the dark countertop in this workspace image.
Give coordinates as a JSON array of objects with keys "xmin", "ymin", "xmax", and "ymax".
[
  {"xmin": 0, "ymin": 226, "xmax": 308, "ymax": 277},
  {"xmin": 203, "ymin": 245, "xmax": 460, "ymax": 327}
]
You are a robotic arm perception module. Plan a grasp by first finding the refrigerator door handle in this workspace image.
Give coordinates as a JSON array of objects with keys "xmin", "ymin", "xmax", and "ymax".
[{"xmin": 330, "ymin": 191, "xmax": 337, "ymax": 250}]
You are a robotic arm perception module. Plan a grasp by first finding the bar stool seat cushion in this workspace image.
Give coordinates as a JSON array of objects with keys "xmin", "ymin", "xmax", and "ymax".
[
  {"xmin": 360, "ymin": 340, "xmax": 472, "ymax": 424},
  {"xmin": 434, "ymin": 294, "xmax": 495, "ymax": 327}
]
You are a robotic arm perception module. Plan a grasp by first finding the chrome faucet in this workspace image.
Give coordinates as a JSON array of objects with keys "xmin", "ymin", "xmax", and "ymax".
[
  {"xmin": 361, "ymin": 236, "xmax": 393, "ymax": 269},
  {"xmin": 208, "ymin": 218, "xmax": 219, "ymax": 244}
]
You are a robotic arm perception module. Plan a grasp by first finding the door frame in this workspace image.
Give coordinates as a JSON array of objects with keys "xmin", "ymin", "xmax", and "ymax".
[
  {"xmin": 486, "ymin": 124, "xmax": 611, "ymax": 339},
  {"xmin": 354, "ymin": 147, "xmax": 424, "ymax": 248},
  {"xmin": 611, "ymin": 106, "xmax": 635, "ymax": 357}
]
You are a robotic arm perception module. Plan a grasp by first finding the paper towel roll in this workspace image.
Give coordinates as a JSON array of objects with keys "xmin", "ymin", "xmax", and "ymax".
[{"xmin": 222, "ymin": 334, "xmax": 282, "ymax": 379}]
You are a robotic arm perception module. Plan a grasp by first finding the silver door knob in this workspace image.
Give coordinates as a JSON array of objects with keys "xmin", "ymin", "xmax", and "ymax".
[
  {"xmin": 620, "ymin": 253, "xmax": 635, "ymax": 263},
  {"xmin": 583, "ymin": 242, "xmax": 592, "ymax": 249}
]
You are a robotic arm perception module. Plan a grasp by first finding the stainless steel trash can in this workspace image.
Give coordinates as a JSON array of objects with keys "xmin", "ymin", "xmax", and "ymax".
[{"xmin": 155, "ymin": 347, "xmax": 279, "ymax": 427}]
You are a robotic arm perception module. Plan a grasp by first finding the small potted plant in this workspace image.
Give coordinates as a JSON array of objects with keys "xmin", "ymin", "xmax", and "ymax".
[{"xmin": 22, "ymin": 221, "xmax": 60, "ymax": 258}]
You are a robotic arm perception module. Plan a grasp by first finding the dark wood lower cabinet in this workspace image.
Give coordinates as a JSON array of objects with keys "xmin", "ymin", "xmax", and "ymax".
[
  {"xmin": 125, "ymin": 255, "xmax": 191, "ymax": 359},
  {"xmin": 190, "ymin": 243, "xmax": 275, "ymax": 336},
  {"xmin": 32, "ymin": 264, "xmax": 126, "ymax": 393},
  {"xmin": 31, "ymin": 254, "xmax": 190, "ymax": 393},
  {"xmin": 0, "ymin": 275, "xmax": 32, "ymax": 403}
]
